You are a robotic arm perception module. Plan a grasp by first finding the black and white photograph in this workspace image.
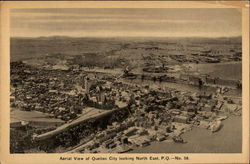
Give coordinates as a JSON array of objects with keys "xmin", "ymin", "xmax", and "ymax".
[{"xmin": 9, "ymin": 7, "xmax": 244, "ymax": 154}]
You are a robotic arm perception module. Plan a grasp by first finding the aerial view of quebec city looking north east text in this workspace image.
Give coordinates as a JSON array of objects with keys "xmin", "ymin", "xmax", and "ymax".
[{"xmin": 10, "ymin": 8, "xmax": 242, "ymax": 154}]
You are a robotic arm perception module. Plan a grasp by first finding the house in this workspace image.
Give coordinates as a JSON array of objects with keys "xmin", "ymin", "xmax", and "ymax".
[
  {"xmin": 156, "ymin": 135, "xmax": 166, "ymax": 141},
  {"xmin": 173, "ymin": 115, "xmax": 189, "ymax": 124}
]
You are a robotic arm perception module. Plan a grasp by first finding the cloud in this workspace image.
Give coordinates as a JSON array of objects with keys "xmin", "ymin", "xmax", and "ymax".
[{"xmin": 10, "ymin": 8, "xmax": 241, "ymax": 37}]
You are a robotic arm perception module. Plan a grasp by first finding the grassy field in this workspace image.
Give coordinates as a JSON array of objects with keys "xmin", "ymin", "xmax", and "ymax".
[{"xmin": 11, "ymin": 109, "xmax": 64, "ymax": 126}]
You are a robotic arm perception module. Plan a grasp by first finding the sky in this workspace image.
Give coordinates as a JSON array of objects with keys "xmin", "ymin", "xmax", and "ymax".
[{"xmin": 11, "ymin": 8, "xmax": 242, "ymax": 38}]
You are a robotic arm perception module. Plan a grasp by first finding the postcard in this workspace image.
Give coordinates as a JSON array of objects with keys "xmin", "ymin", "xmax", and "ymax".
[{"xmin": 0, "ymin": 1, "xmax": 249, "ymax": 164}]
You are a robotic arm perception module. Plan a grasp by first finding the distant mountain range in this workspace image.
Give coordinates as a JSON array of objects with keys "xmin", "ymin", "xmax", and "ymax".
[
  {"xmin": 10, "ymin": 35, "xmax": 242, "ymax": 62},
  {"xmin": 11, "ymin": 35, "xmax": 242, "ymax": 40}
]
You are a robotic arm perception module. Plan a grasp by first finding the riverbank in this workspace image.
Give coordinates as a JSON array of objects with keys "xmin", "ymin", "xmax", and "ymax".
[{"xmin": 130, "ymin": 115, "xmax": 242, "ymax": 153}]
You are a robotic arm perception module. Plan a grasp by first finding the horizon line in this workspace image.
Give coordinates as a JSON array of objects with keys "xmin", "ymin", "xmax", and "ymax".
[{"xmin": 10, "ymin": 35, "xmax": 242, "ymax": 39}]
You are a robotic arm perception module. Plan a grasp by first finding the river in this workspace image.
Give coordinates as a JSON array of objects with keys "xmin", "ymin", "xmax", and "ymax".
[
  {"xmin": 189, "ymin": 62, "xmax": 242, "ymax": 80},
  {"xmin": 124, "ymin": 62, "xmax": 242, "ymax": 96},
  {"xmin": 130, "ymin": 116, "xmax": 242, "ymax": 153}
]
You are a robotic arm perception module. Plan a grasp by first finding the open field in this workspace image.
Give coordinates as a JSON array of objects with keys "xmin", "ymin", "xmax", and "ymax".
[{"xmin": 11, "ymin": 109, "xmax": 64, "ymax": 127}]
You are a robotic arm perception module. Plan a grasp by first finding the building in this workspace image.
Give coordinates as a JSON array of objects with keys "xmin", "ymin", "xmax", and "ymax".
[
  {"xmin": 124, "ymin": 127, "xmax": 137, "ymax": 137},
  {"xmin": 156, "ymin": 134, "xmax": 166, "ymax": 141},
  {"xmin": 173, "ymin": 115, "xmax": 189, "ymax": 124},
  {"xmin": 102, "ymin": 139, "xmax": 114, "ymax": 148}
]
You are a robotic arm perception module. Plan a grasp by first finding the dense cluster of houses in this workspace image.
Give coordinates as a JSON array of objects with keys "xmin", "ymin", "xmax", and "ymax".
[{"xmin": 10, "ymin": 61, "xmax": 241, "ymax": 153}]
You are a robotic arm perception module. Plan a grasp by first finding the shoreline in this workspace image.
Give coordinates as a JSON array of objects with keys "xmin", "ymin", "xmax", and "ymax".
[{"xmin": 129, "ymin": 115, "xmax": 242, "ymax": 153}]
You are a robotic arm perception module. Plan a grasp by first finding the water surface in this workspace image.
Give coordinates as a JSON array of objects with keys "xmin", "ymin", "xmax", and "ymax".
[{"xmin": 130, "ymin": 116, "xmax": 242, "ymax": 153}]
